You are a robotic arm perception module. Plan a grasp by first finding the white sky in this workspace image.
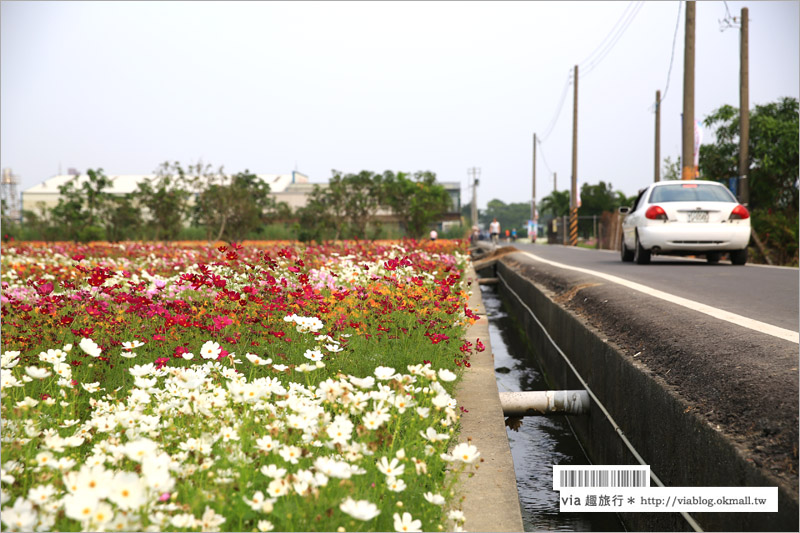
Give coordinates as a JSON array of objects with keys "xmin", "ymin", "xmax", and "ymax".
[{"xmin": 1, "ymin": 1, "xmax": 798, "ymax": 210}]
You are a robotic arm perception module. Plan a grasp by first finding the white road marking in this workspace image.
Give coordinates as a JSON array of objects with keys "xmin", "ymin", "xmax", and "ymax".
[{"xmin": 521, "ymin": 251, "xmax": 800, "ymax": 344}]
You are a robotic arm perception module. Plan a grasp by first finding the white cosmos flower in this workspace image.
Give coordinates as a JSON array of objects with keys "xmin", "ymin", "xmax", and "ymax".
[
  {"xmin": 257, "ymin": 519, "xmax": 275, "ymax": 532},
  {"xmin": 448, "ymin": 509, "xmax": 466, "ymax": 522},
  {"xmin": 171, "ymin": 513, "xmax": 198, "ymax": 529},
  {"xmin": 271, "ymin": 364, "xmax": 288, "ymax": 372},
  {"xmin": 129, "ymin": 363, "xmax": 155, "ymax": 377},
  {"xmin": 79, "ymin": 338, "xmax": 102, "ymax": 357},
  {"xmin": 260, "ymin": 464, "xmax": 287, "ymax": 478},
  {"xmin": 1, "ymin": 497, "xmax": 37, "ymax": 532},
  {"xmin": 438, "ymin": 368, "xmax": 458, "ymax": 382},
  {"xmin": 25, "ymin": 366, "xmax": 51, "ymax": 379},
  {"xmin": 245, "ymin": 353, "xmax": 271, "ymax": 366},
  {"xmin": 441, "ymin": 442, "xmax": 481, "ymax": 464},
  {"xmin": 420, "ymin": 426, "xmax": 450, "ymax": 442},
  {"xmin": 63, "ymin": 489, "xmax": 100, "ymax": 521},
  {"xmin": 348, "ymin": 375, "xmax": 375, "ymax": 389},
  {"xmin": 376, "ymin": 456, "xmax": 405, "ymax": 477},
  {"xmin": 423, "ymin": 492, "xmax": 446, "ymax": 505},
  {"xmin": 119, "ymin": 351, "xmax": 138, "ymax": 359},
  {"xmin": 303, "ymin": 349, "xmax": 324, "ymax": 362},
  {"xmin": 374, "ymin": 366, "xmax": 397, "ymax": 380},
  {"xmin": 200, "ymin": 340, "xmax": 222, "ymax": 360},
  {"xmin": 324, "ymin": 343, "xmax": 343, "ymax": 353},
  {"xmin": 339, "ymin": 497, "xmax": 381, "ymax": 521},
  {"xmin": 386, "ymin": 476, "xmax": 407, "ymax": 492},
  {"xmin": 81, "ymin": 382, "xmax": 101, "ymax": 393},
  {"xmin": 255, "ymin": 436, "xmax": 279, "ymax": 454},
  {"xmin": 122, "ymin": 341, "xmax": 145, "ymax": 350},
  {"xmin": 313, "ymin": 457, "xmax": 352, "ymax": 479},
  {"xmin": 181, "ymin": 352, "xmax": 195, "ymax": 360},
  {"xmin": 393, "ymin": 512, "xmax": 422, "ymax": 532}
]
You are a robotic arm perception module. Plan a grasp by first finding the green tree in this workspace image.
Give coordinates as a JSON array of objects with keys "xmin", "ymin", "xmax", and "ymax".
[
  {"xmin": 194, "ymin": 169, "xmax": 289, "ymax": 241},
  {"xmin": 50, "ymin": 168, "xmax": 112, "ymax": 241},
  {"xmin": 135, "ymin": 162, "xmax": 193, "ymax": 240},
  {"xmin": 661, "ymin": 156, "xmax": 682, "ymax": 181},
  {"xmin": 538, "ymin": 190, "xmax": 571, "ymax": 217},
  {"xmin": 102, "ymin": 194, "xmax": 142, "ymax": 242},
  {"xmin": 383, "ymin": 171, "xmax": 450, "ymax": 239},
  {"xmin": 700, "ymin": 97, "xmax": 799, "ymax": 264},
  {"xmin": 479, "ymin": 199, "xmax": 531, "ymax": 237}
]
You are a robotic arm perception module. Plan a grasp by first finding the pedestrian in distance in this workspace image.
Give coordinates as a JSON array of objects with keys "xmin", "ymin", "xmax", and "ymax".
[
  {"xmin": 489, "ymin": 218, "xmax": 500, "ymax": 245},
  {"xmin": 511, "ymin": 228, "xmax": 517, "ymax": 242},
  {"xmin": 429, "ymin": 229, "xmax": 438, "ymax": 241}
]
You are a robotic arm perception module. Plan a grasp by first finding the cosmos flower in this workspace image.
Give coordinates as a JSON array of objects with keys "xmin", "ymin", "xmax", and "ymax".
[{"xmin": 339, "ymin": 497, "xmax": 381, "ymax": 521}]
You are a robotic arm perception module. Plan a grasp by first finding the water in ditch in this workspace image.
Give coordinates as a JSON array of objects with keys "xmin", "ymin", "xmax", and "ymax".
[{"xmin": 481, "ymin": 284, "xmax": 624, "ymax": 532}]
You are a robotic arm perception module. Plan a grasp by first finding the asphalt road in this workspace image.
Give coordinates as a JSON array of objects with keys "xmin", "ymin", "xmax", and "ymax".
[{"xmin": 509, "ymin": 241, "xmax": 799, "ymax": 333}]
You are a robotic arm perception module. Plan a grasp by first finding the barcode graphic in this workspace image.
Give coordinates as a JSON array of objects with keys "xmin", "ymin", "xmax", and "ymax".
[{"xmin": 553, "ymin": 466, "xmax": 650, "ymax": 490}]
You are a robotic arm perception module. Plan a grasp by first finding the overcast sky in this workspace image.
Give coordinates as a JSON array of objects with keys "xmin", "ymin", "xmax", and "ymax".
[{"xmin": 2, "ymin": 1, "xmax": 798, "ymax": 210}]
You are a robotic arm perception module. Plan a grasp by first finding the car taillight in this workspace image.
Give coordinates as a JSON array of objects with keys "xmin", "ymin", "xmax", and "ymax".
[
  {"xmin": 729, "ymin": 205, "xmax": 750, "ymax": 220},
  {"xmin": 645, "ymin": 205, "xmax": 668, "ymax": 220}
]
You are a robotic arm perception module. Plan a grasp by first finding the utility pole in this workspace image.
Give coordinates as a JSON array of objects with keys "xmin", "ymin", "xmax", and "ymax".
[
  {"xmin": 739, "ymin": 6, "xmax": 749, "ymax": 205},
  {"xmin": 570, "ymin": 65, "xmax": 579, "ymax": 246},
  {"xmin": 553, "ymin": 171, "xmax": 557, "ymax": 192},
  {"xmin": 532, "ymin": 133, "xmax": 537, "ymax": 221},
  {"xmin": 468, "ymin": 167, "xmax": 481, "ymax": 228},
  {"xmin": 655, "ymin": 90, "xmax": 661, "ymax": 182},
  {"xmin": 682, "ymin": 1, "xmax": 696, "ymax": 180}
]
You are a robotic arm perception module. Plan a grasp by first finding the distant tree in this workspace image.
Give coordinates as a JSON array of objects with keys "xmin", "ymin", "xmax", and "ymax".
[
  {"xmin": 479, "ymin": 199, "xmax": 531, "ymax": 237},
  {"xmin": 134, "ymin": 162, "xmax": 193, "ymax": 240},
  {"xmin": 538, "ymin": 190, "xmax": 571, "ymax": 217},
  {"xmin": 102, "ymin": 194, "xmax": 142, "ymax": 242},
  {"xmin": 332, "ymin": 170, "xmax": 386, "ymax": 239},
  {"xmin": 700, "ymin": 97, "xmax": 799, "ymax": 264},
  {"xmin": 661, "ymin": 156, "xmax": 682, "ymax": 181},
  {"xmin": 383, "ymin": 171, "xmax": 450, "ymax": 239},
  {"xmin": 193, "ymin": 169, "xmax": 288, "ymax": 242},
  {"xmin": 51, "ymin": 168, "xmax": 112, "ymax": 241}
]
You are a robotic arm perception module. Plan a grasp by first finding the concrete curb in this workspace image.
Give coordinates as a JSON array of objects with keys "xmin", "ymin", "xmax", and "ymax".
[{"xmin": 456, "ymin": 266, "xmax": 524, "ymax": 533}]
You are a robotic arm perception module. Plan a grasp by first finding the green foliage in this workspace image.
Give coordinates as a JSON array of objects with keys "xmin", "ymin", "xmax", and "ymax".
[
  {"xmin": 479, "ymin": 199, "xmax": 531, "ymax": 237},
  {"xmin": 383, "ymin": 171, "xmax": 451, "ymax": 239},
  {"xmin": 700, "ymin": 97, "xmax": 799, "ymax": 264},
  {"xmin": 193, "ymin": 168, "xmax": 289, "ymax": 242},
  {"xmin": 50, "ymin": 168, "xmax": 113, "ymax": 241},
  {"xmin": 538, "ymin": 190, "xmax": 570, "ymax": 217},
  {"xmin": 661, "ymin": 156, "xmax": 682, "ymax": 181},
  {"xmin": 135, "ymin": 162, "xmax": 193, "ymax": 240}
]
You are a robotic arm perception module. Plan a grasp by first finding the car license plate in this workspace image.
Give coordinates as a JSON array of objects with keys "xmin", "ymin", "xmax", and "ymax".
[{"xmin": 687, "ymin": 211, "xmax": 708, "ymax": 223}]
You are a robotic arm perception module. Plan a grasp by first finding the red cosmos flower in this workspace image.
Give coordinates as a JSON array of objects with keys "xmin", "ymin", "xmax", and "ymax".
[
  {"xmin": 154, "ymin": 357, "xmax": 170, "ymax": 369},
  {"xmin": 212, "ymin": 315, "xmax": 233, "ymax": 331},
  {"xmin": 72, "ymin": 254, "xmax": 85, "ymax": 261},
  {"xmin": 152, "ymin": 334, "xmax": 166, "ymax": 341},
  {"xmin": 475, "ymin": 339, "xmax": 486, "ymax": 352},
  {"xmin": 36, "ymin": 282, "xmax": 54, "ymax": 296},
  {"xmin": 60, "ymin": 316, "xmax": 74, "ymax": 326}
]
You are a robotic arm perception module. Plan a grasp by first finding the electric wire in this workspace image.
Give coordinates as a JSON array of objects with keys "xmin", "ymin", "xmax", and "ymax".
[
  {"xmin": 536, "ymin": 137, "xmax": 554, "ymax": 176},
  {"xmin": 577, "ymin": 1, "xmax": 638, "ymax": 70},
  {"xmin": 580, "ymin": 1, "xmax": 645, "ymax": 78},
  {"xmin": 654, "ymin": 1, "xmax": 683, "ymax": 111},
  {"xmin": 495, "ymin": 268, "xmax": 704, "ymax": 533},
  {"xmin": 540, "ymin": 70, "xmax": 573, "ymax": 143}
]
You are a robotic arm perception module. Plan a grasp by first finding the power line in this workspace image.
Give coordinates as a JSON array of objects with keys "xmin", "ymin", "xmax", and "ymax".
[
  {"xmin": 540, "ymin": 69, "xmax": 573, "ymax": 142},
  {"xmin": 653, "ymin": 1, "xmax": 683, "ymax": 110},
  {"xmin": 580, "ymin": 1, "xmax": 645, "ymax": 78},
  {"xmin": 536, "ymin": 137, "xmax": 554, "ymax": 175}
]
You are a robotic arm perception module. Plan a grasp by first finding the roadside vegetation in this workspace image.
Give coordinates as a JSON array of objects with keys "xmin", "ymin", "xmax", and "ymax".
[{"xmin": 0, "ymin": 239, "xmax": 482, "ymax": 532}]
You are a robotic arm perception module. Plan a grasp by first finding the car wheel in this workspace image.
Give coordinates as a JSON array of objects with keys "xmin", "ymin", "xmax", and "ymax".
[
  {"xmin": 634, "ymin": 232, "xmax": 651, "ymax": 265},
  {"xmin": 706, "ymin": 252, "xmax": 721, "ymax": 264},
  {"xmin": 730, "ymin": 248, "xmax": 748, "ymax": 266},
  {"xmin": 620, "ymin": 235, "xmax": 634, "ymax": 262}
]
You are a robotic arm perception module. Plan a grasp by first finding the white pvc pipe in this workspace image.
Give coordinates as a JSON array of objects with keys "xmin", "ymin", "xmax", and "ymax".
[{"xmin": 499, "ymin": 390, "xmax": 590, "ymax": 416}]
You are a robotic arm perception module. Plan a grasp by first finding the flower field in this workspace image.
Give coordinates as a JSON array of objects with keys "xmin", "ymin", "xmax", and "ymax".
[{"xmin": 0, "ymin": 239, "xmax": 485, "ymax": 532}]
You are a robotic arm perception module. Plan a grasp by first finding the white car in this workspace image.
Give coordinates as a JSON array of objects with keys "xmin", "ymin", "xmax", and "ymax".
[{"xmin": 620, "ymin": 180, "xmax": 751, "ymax": 265}]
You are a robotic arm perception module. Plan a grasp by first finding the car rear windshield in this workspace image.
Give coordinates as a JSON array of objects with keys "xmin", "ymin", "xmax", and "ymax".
[{"xmin": 649, "ymin": 183, "xmax": 737, "ymax": 203}]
